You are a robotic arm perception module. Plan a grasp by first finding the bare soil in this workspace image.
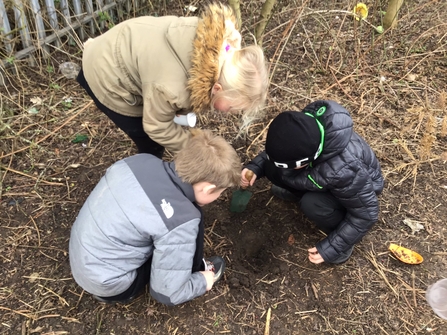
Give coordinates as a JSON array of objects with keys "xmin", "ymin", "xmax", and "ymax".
[{"xmin": 1, "ymin": 1, "xmax": 447, "ymax": 334}]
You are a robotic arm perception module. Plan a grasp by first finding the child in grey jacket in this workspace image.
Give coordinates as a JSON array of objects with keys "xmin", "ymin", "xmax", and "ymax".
[{"xmin": 69, "ymin": 129, "xmax": 241, "ymax": 305}]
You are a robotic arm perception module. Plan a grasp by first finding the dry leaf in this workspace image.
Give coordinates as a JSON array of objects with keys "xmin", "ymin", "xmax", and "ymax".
[
  {"xmin": 407, "ymin": 74, "xmax": 417, "ymax": 81},
  {"xmin": 287, "ymin": 234, "xmax": 295, "ymax": 245},
  {"xmin": 403, "ymin": 218, "xmax": 425, "ymax": 234},
  {"xmin": 30, "ymin": 97, "xmax": 42, "ymax": 105},
  {"xmin": 28, "ymin": 272, "xmax": 40, "ymax": 282}
]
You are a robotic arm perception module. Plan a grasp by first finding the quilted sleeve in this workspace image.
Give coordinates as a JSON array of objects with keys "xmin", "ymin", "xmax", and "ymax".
[
  {"xmin": 316, "ymin": 162, "xmax": 379, "ymax": 263},
  {"xmin": 149, "ymin": 218, "xmax": 207, "ymax": 306}
]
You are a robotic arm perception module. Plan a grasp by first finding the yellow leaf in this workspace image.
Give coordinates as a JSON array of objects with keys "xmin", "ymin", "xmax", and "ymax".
[{"xmin": 389, "ymin": 243, "xmax": 423, "ymax": 264}]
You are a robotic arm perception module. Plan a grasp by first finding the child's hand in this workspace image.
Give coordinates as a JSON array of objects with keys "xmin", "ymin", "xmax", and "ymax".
[
  {"xmin": 200, "ymin": 271, "xmax": 215, "ymax": 291},
  {"xmin": 240, "ymin": 168, "xmax": 256, "ymax": 187},
  {"xmin": 308, "ymin": 247, "xmax": 324, "ymax": 264}
]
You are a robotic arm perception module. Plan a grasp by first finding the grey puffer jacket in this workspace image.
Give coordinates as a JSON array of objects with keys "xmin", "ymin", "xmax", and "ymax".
[
  {"xmin": 246, "ymin": 100, "xmax": 384, "ymax": 263},
  {"xmin": 69, "ymin": 154, "xmax": 207, "ymax": 306}
]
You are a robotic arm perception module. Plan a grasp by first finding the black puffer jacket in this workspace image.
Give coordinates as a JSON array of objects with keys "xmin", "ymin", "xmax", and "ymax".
[{"xmin": 246, "ymin": 100, "xmax": 384, "ymax": 263}]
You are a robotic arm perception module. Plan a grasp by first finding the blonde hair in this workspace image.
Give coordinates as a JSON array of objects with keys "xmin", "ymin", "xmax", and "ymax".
[
  {"xmin": 175, "ymin": 129, "xmax": 241, "ymax": 190},
  {"xmin": 211, "ymin": 45, "xmax": 269, "ymax": 124}
]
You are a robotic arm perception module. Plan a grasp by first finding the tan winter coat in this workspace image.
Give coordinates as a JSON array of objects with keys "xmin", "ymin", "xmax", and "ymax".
[{"xmin": 82, "ymin": 4, "xmax": 239, "ymax": 154}]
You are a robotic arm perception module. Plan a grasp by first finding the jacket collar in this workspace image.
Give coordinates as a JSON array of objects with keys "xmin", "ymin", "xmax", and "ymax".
[
  {"xmin": 187, "ymin": 4, "xmax": 237, "ymax": 113},
  {"xmin": 165, "ymin": 162, "xmax": 196, "ymax": 203}
]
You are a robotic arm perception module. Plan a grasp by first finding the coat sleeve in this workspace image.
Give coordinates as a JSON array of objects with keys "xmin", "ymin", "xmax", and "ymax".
[
  {"xmin": 142, "ymin": 83, "xmax": 191, "ymax": 155},
  {"xmin": 316, "ymin": 162, "xmax": 379, "ymax": 263},
  {"xmin": 149, "ymin": 218, "xmax": 207, "ymax": 306},
  {"xmin": 245, "ymin": 151, "xmax": 268, "ymax": 179},
  {"xmin": 286, "ymin": 169, "xmax": 326, "ymax": 191}
]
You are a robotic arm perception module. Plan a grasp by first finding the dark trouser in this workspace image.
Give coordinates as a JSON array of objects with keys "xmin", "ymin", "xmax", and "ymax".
[
  {"xmin": 76, "ymin": 69, "xmax": 165, "ymax": 158},
  {"xmin": 299, "ymin": 192, "xmax": 346, "ymax": 234},
  {"xmin": 264, "ymin": 161, "xmax": 346, "ymax": 233},
  {"xmin": 98, "ymin": 203, "xmax": 205, "ymax": 302}
]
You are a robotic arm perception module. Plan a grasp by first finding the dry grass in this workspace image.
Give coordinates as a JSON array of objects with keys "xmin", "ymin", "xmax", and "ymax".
[{"xmin": 1, "ymin": 0, "xmax": 447, "ymax": 334}]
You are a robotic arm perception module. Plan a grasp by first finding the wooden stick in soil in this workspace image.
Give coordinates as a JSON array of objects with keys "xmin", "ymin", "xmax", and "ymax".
[
  {"xmin": 255, "ymin": 0, "xmax": 277, "ymax": 46},
  {"xmin": 412, "ymin": 270, "xmax": 417, "ymax": 308},
  {"xmin": 28, "ymin": 213, "xmax": 41, "ymax": 247},
  {"xmin": 268, "ymin": 10, "xmax": 301, "ymax": 82},
  {"xmin": 0, "ymin": 165, "xmax": 64, "ymax": 186},
  {"xmin": 0, "ymin": 166, "xmax": 3, "ymax": 200},
  {"xmin": 264, "ymin": 307, "xmax": 271, "ymax": 335},
  {"xmin": 311, "ymin": 281, "xmax": 319, "ymax": 299},
  {"xmin": 0, "ymin": 306, "xmax": 35, "ymax": 320},
  {"xmin": 365, "ymin": 251, "xmax": 399, "ymax": 297},
  {"xmin": 401, "ymin": 289, "xmax": 415, "ymax": 312},
  {"xmin": 383, "ymin": 0, "xmax": 404, "ymax": 30},
  {"xmin": 227, "ymin": 0, "xmax": 241, "ymax": 29}
]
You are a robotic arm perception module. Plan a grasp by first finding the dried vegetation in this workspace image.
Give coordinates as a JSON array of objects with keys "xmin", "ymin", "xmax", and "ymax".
[{"xmin": 1, "ymin": 0, "xmax": 447, "ymax": 334}]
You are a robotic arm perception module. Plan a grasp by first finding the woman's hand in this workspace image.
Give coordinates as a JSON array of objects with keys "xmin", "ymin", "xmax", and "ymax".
[
  {"xmin": 308, "ymin": 247, "xmax": 324, "ymax": 264},
  {"xmin": 200, "ymin": 271, "xmax": 215, "ymax": 291},
  {"xmin": 240, "ymin": 168, "xmax": 256, "ymax": 187}
]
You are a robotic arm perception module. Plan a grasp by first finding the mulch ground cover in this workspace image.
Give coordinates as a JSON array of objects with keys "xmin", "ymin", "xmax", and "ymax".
[{"xmin": 1, "ymin": 0, "xmax": 447, "ymax": 334}]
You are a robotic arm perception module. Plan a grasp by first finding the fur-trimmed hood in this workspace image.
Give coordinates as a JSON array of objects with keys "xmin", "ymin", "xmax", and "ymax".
[
  {"xmin": 81, "ymin": 4, "xmax": 239, "ymax": 154},
  {"xmin": 187, "ymin": 3, "xmax": 239, "ymax": 113}
]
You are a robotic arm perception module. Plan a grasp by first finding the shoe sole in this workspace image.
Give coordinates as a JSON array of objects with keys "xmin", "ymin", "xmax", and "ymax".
[{"xmin": 207, "ymin": 256, "xmax": 226, "ymax": 283}]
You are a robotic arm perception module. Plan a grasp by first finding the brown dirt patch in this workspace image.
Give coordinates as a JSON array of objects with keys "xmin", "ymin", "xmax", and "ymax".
[{"xmin": 1, "ymin": 0, "xmax": 447, "ymax": 334}]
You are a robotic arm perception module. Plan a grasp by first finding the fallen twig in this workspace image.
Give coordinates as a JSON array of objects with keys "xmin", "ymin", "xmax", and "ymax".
[
  {"xmin": 412, "ymin": 270, "xmax": 417, "ymax": 308},
  {"xmin": 294, "ymin": 309, "xmax": 317, "ymax": 315},
  {"xmin": 311, "ymin": 281, "xmax": 319, "ymax": 300},
  {"xmin": 264, "ymin": 307, "xmax": 271, "ymax": 335},
  {"xmin": 0, "ymin": 166, "xmax": 64, "ymax": 186},
  {"xmin": 246, "ymin": 119, "xmax": 273, "ymax": 157},
  {"xmin": 365, "ymin": 251, "xmax": 399, "ymax": 297}
]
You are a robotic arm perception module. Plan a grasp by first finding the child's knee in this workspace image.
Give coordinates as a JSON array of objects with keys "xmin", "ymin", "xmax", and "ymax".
[
  {"xmin": 300, "ymin": 192, "xmax": 344, "ymax": 228},
  {"xmin": 299, "ymin": 192, "xmax": 321, "ymax": 217}
]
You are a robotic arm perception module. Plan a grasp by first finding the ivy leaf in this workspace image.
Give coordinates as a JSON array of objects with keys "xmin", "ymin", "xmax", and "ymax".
[{"xmin": 72, "ymin": 134, "xmax": 88, "ymax": 143}]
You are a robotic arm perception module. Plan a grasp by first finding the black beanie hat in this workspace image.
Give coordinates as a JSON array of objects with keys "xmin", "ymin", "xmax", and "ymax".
[{"xmin": 265, "ymin": 111, "xmax": 321, "ymax": 164}]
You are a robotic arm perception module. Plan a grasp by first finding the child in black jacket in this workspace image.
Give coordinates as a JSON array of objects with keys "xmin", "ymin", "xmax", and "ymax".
[{"xmin": 241, "ymin": 100, "xmax": 384, "ymax": 264}]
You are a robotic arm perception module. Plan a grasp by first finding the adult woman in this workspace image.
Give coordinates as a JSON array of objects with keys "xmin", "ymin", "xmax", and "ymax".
[{"xmin": 77, "ymin": 3, "xmax": 269, "ymax": 157}]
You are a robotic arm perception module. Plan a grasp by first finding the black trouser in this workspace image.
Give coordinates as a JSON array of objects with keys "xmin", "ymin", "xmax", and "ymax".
[
  {"xmin": 300, "ymin": 192, "xmax": 346, "ymax": 234},
  {"xmin": 76, "ymin": 69, "xmax": 165, "ymax": 158},
  {"xmin": 98, "ymin": 204, "xmax": 205, "ymax": 302},
  {"xmin": 265, "ymin": 161, "xmax": 346, "ymax": 233}
]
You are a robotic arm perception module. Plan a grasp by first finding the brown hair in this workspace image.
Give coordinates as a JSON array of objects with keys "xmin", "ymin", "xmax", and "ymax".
[
  {"xmin": 211, "ymin": 45, "xmax": 269, "ymax": 122},
  {"xmin": 175, "ymin": 129, "xmax": 241, "ymax": 189}
]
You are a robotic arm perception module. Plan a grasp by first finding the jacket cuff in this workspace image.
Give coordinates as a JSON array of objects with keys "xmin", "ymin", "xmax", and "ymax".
[
  {"xmin": 245, "ymin": 152, "xmax": 267, "ymax": 179},
  {"xmin": 315, "ymin": 239, "xmax": 333, "ymax": 263}
]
